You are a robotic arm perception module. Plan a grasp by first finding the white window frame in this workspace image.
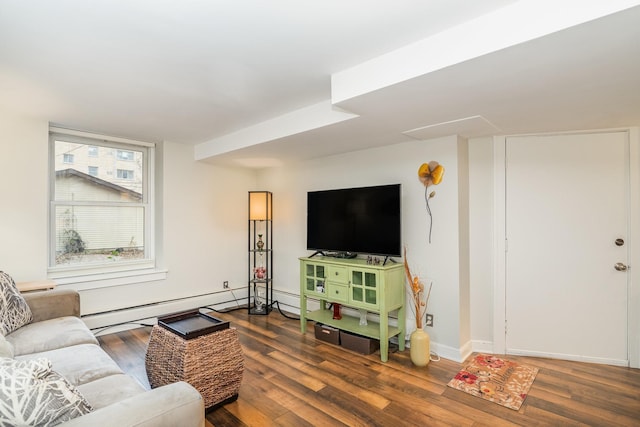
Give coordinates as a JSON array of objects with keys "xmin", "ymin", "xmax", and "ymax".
[
  {"xmin": 87, "ymin": 166, "xmax": 98, "ymax": 176},
  {"xmin": 48, "ymin": 127, "xmax": 163, "ymax": 287}
]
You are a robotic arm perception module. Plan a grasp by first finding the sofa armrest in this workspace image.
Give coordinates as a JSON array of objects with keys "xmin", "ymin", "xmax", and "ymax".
[
  {"xmin": 61, "ymin": 382, "xmax": 205, "ymax": 427},
  {"xmin": 22, "ymin": 288, "xmax": 81, "ymax": 322}
]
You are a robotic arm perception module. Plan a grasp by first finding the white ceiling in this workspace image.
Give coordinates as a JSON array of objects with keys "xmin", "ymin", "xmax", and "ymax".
[{"xmin": 1, "ymin": 1, "xmax": 639, "ymax": 168}]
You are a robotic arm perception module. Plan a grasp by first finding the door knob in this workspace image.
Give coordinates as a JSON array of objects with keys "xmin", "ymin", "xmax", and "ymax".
[{"xmin": 614, "ymin": 262, "xmax": 628, "ymax": 271}]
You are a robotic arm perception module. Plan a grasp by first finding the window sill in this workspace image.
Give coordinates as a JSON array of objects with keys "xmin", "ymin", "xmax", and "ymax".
[{"xmin": 49, "ymin": 266, "xmax": 168, "ymax": 291}]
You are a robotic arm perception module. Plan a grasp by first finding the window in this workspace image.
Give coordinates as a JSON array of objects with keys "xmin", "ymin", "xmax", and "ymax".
[
  {"xmin": 63, "ymin": 153, "xmax": 74, "ymax": 163},
  {"xmin": 117, "ymin": 169, "xmax": 134, "ymax": 180},
  {"xmin": 117, "ymin": 150, "xmax": 134, "ymax": 161},
  {"xmin": 49, "ymin": 128, "xmax": 154, "ymax": 274}
]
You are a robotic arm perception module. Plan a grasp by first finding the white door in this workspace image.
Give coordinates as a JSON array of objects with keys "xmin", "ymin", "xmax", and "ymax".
[{"xmin": 505, "ymin": 131, "xmax": 629, "ymax": 365}]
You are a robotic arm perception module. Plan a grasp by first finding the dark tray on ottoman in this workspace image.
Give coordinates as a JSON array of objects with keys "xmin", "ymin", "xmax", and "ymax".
[{"xmin": 158, "ymin": 309, "xmax": 229, "ymax": 339}]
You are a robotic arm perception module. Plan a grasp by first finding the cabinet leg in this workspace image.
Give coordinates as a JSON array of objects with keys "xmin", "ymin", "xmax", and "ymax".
[
  {"xmin": 398, "ymin": 304, "xmax": 406, "ymax": 351},
  {"xmin": 300, "ymin": 297, "xmax": 307, "ymax": 333},
  {"xmin": 380, "ymin": 316, "xmax": 388, "ymax": 362},
  {"xmin": 380, "ymin": 340, "xmax": 389, "ymax": 362}
]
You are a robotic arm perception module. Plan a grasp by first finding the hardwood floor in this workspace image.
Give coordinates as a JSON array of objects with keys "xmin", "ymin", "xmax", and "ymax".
[{"xmin": 97, "ymin": 308, "xmax": 640, "ymax": 426}]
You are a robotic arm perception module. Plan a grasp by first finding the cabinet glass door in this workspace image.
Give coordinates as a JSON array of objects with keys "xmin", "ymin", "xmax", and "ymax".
[
  {"xmin": 350, "ymin": 269, "xmax": 378, "ymax": 307},
  {"xmin": 305, "ymin": 264, "xmax": 326, "ymax": 294},
  {"xmin": 364, "ymin": 271, "xmax": 377, "ymax": 305},
  {"xmin": 351, "ymin": 271, "xmax": 364, "ymax": 303}
]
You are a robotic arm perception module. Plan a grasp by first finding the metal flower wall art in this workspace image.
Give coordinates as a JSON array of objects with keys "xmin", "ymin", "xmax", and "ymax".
[{"xmin": 418, "ymin": 161, "xmax": 445, "ymax": 243}]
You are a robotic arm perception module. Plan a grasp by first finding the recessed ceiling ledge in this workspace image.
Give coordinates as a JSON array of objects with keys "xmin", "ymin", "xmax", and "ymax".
[
  {"xmin": 194, "ymin": 100, "xmax": 358, "ymax": 161},
  {"xmin": 331, "ymin": 0, "xmax": 640, "ymax": 104}
]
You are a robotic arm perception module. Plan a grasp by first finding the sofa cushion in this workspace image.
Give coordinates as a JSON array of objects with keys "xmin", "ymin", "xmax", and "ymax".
[
  {"xmin": 16, "ymin": 343, "xmax": 123, "ymax": 387},
  {"xmin": 0, "ymin": 334, "xmax": 13, "ymax": 358},
  {"xmin": 0, "ymin": 357, "xmax": 93, "ymax": 426},
  {"xmin": 76, "ymin": 374, "xmax": 145, "ymax": 410},
  {"xmin": 7, "ymin": 316, "xmax": 98, "ymax": 356},
  {"xmin": 0, "ymin": 271, "xmax": 33, "ymax": 336}
]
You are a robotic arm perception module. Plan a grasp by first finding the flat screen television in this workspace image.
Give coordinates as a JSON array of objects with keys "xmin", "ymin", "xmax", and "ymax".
[{"xmin": 306, "ymin": 184, "xmax": 401, "ymax": 258}]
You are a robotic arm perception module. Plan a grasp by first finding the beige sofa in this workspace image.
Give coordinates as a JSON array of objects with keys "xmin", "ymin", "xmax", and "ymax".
[{"xmin": 1, "ymin": 288, "xmax": 205, "ymax": 427}]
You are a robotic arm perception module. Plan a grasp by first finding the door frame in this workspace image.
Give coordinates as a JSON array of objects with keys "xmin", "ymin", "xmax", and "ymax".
[{"xmin": 492, "ymin": 128, "xmax": 640, "ymax": 368}]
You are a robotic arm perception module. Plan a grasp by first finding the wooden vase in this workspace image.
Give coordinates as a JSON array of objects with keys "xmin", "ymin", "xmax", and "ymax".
[{"xmin": 409, "ymin": 328, "xmax": 430, "ymax": 367}]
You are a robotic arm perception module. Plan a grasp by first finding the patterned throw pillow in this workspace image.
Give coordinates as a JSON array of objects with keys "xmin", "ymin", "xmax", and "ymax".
[
  {"xmin": 0, "ymin": 271, "xmax": 33, "ymax": 336},
  {"xmin": 0, "ymin": 357, "xmax": 93, "ymax": 426}
]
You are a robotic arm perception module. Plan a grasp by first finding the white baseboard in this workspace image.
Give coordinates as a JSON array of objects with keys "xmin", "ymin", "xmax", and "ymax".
[
  {"xmin": 471, "ymin": 340, "xmax": 494, "ymax": 354},
  {"xmin": 397, "ymin": 331, "xmax": 470, "ymax": 363},
  {"xmin": 84, "ymin": 287, "xmax": 248, "ymax": 336},
  {"xmin": 507, "ymin": 348, "xmax": 630, "ymax": 367},
  {"xmin": 424, "ymin": 339, "xmax": 472, "ymax": 363}
]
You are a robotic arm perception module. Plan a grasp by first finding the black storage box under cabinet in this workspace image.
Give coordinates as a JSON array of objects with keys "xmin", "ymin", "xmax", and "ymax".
[
  {"xmin": 314, "ymin": 323, "xmax": 340, "ymax": 345},
  {"xmin": 339, "ymin": 330, "xmax": 379, "ymax": 355}
]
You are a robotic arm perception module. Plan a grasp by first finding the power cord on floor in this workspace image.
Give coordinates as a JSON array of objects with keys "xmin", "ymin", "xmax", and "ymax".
[
  {"xmin": 268, "ymin": 300, "xmax": 302, "ymax": 320},
  {"xmin": 198, "ymin": 287, "xmax": 302, "ymax": 321},
  {"xmin": 201, "ymin": 305, "xmax": 247, "ymax": 313},
  {"xmin": 229, "ymin": 288, "xmax": 242, "ymax": 308},
  {"xmin": 201, "ymin": 288, "xmax": 248, "ymax": 313}
]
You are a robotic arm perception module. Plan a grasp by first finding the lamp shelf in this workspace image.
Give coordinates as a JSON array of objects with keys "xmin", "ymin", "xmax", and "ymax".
[{"xmin": 248, "ymin": 191, "xmax": 273, "ymax": 316}]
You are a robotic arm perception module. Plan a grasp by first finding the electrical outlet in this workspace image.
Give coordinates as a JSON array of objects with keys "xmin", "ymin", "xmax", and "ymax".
[
  {"xmin": 425, "ymin": 313, "xmax": 434, "ymax": 327},
  {"xmin": 223, "ymin": 281, "xmax": 229, "ymax": 289}
]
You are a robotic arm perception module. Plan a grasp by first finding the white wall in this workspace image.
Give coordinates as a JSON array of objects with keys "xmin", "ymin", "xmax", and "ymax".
[
  {"xmin": 467, "ymin": 137, "xmax": 495, "ymax": 350},
  {"xmin": 0, "ymin": 109, "xmax": 255, "ymax": 329},
  {"xmin": 456, "ymin": 137, "xmax": 471, "ymax": 354},
  {"xmin": 259, "ymin": 135, "xmax": 471, "ymax": 359},
  {"xmin": 0, "ymin": 110, "xmax": 49, "ymax": 280}
]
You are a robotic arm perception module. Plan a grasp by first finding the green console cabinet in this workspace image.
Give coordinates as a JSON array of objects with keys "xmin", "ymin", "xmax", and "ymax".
[{"xmin": 300, "ymin": 256, "xmax": 405, "ymax": 362}]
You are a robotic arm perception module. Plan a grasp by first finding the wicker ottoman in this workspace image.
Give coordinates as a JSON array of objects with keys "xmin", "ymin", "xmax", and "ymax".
[{"xmin": 145, "ymin": 324, "xmax": 244, "ymax": 410}]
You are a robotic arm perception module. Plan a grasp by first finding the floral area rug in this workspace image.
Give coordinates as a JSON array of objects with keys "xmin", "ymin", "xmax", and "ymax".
[{"xmin": 447, "ymin": 354, "xmax": 538, "ymax": 411}]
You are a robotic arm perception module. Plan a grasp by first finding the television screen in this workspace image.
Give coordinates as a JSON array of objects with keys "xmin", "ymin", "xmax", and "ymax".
[{"xmin": 306, "ymin": 184, "xmax": 401, "ymax": 257}]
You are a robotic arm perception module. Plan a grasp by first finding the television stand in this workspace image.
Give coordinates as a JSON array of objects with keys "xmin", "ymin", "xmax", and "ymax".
[
  {"xmin": 299, "ymin": 256, "xmax": 405, "ymax": 362},
  {"xmin": 309, "ymin": 250, "xmax": 326, "ymax": 258}
]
